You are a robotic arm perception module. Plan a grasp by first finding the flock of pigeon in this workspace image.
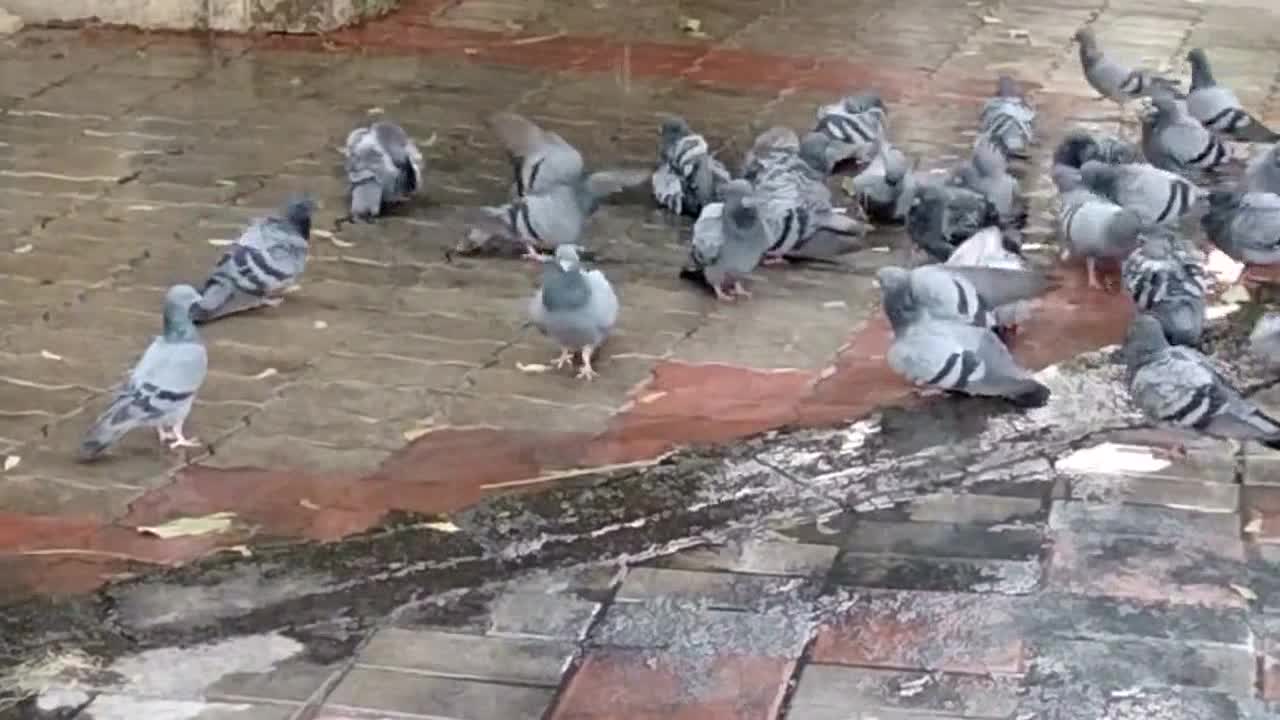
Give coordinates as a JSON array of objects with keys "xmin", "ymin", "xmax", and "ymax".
[{"xmin": 77, "ymin": 30, "xmax": 1280, "ymax": 461}]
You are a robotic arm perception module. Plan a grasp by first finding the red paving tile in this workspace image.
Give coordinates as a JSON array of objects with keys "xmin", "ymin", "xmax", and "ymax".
[{"xmin": 550, "ymin": 651, "xmax": 794, "ymax": 720}]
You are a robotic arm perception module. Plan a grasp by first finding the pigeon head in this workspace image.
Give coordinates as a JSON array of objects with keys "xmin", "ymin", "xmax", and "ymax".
[
  {"xmin": 1185, "ymin": 48, "xmax": 1215, "ymax": 89},
  {"xmin": 995, "ymin": 75, "xmax": 1020, "ymax": 98},
  {"xmin": 876, "ymin": 267, "xmax": 917, "ymax": 333},
  {"xmin": 164, "ymin": 284, "xmax": 203, "ymax": 341},
  {"xmin": 659, "ymin": 116, "xmax": 692, "ymax": 149},
  {"xmin": 554, "ymin": 243, "xmax": 582, "ymax": 272},
  {"xmin": 1074, "ymin": 29, "xmax": 1100, "ymax": 63},
  {"xmin": 1149, "ymin": 91, "xmax": 1181, "ymax": 116},
  {"xmin": 1052, "ymin": 131, "xmax": 1099, "ymax": 169},
  {"xmin": 283, "ymin": 195, "xmax": 316, "ymax": 239},
  {"xmin": 1123, "ymin": 313, "xmax": 1171, "ymax": 369},
  {"xmin": 798, "ymin": 132, "xmax": 836, "ymax": 175}
]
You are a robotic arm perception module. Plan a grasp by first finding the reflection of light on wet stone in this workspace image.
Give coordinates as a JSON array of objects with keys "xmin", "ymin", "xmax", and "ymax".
[{"xmin": 1057, "ymin": 442, "xmax": 1172, "ymax": 475}]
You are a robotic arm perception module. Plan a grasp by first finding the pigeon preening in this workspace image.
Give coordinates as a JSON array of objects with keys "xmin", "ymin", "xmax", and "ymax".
[
  {"xmin": 849, "ymin": 139, "xmax": 920, "ymax": 223},
  {"xmin": 1078, "ymin": 160, "xmax": 1202, "ymax": 228},
  {"xmin": 894, "ymin": 254, "xmax": 1053, "ymax": 343},
  {"xmin": 1200, "ymin": 190, "xmax": 1280, "ymax": 265},
  {"xmin": 191, "ymin": 196, "xmax": 314, "ymax": 323},
  {"xmin": 1121, "ymin": 231, "xmax": 1207, "ymax": 346},
  {"xmin": 468, "ymin": 113, "xmax": 649, "ymax": 259},
  {"xmin": 528, "ymin": 245, "xmax": 619, "ymax": 380},
  {"xmin": 79, "ymin": 285, "xmax": 209, "ymax": 461},
  {"xmin": 814, "ymin": 91, "xmax": 888, "ymax": 170},
  {"xmin": 878, "ymin": 267, "xmax": 1051, "ymax": 408},
  {"xmin": 1124, "ymin": 313, "xmax": 1280, "ymax": 449},
  {"xmin": 946, "ymin": 227, "xmax": 1045, "ymax": 341},
  {"xmin": 977, "ymin": 76, "xmax": 1036, "ymax": 160},
  {"xmin": 651, "ymin": 115, "xmax": 731, "ymax": 217},
  {"xmin": 907, "ymin": 182, "xmax": 1000, "ymax": 262},
  {"xmin": 1185, "ymin": 48, "xmax": 1279, "ymax": 144},
  {"xmin": 683, "ymin": 179, "xmax": 772, "ymax": 300},
  {"xmin": 1074, "ymin": 28, "xmax": 1181, "ymax": 106},
  {"xmin": 1250, "ymin": 313, "xmax": 1280, "ymax": 365},
  {"xmin": 949, "ymin": 135, "xmax": 1027, "ymax": 229},
  {"xmin": 1055, "ymin": 165, "xmax": 1144, "ymax": 289},
  {"xmin": 344, "ymin": 121, "xmax": 425, "ymax": 221},
  {"xmin": 1140, "ymin": 91, "xmax": 1229, "ymax": 175},
  {"xmin": 1052, "ymin": 129, "xmax": 1141, "ymax": 169},
  {"xmin": 1245, "ymin": 145, "xmax": 1280, "ymax": 195},
  {"xmin": 741, "ymin": 126, "xmax": 801, "ymax": 183}
]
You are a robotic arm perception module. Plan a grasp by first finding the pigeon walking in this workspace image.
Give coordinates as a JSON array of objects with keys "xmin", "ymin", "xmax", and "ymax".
[
  {"xmin": 878, "ymin": 267, "xmax": 1051, "ymax": 407},
  {"xmin": 950, "ymin": 136, "xmax": 1027, "ymax": 228},
  {"xmin": 79, "ymin": 285, "xmax": 208, "ymax": 461},
  {"xmin": 1141, "ymin": 91, "xmax": 1228, "ymax": 175},
  {"xmin": 1074, "ymin": 28, "xmax": 1181, "ymax": 106},
  {"xmin": 946, "ymin": 227, "xmax": 1043, "ymax": 340},
  {"xmin": 907, "ymin": 183, "xmax": 1000, "ymax": 262},
  {"xmin": 344, "ymin": 121, "xmax": 425, "ymax": 221},
  {"xmin": 1054, "ymin": 165, "xmax": 1144, "ymax": 289},
  {"xmin": 651, "ymin": 115, "xmax": 731, "ymax": 217},
  {"xmin": 1078, "ymin": 160, "xmax": 1202, "ymax": 228},
  {"xmin": 1186, "ymin": 48, "xmax": 1279, "ymax": 143},
  {"xmin": 1244, "ymin": 145, "xmax": 1280, "ymax": 195},
  {"xmin": 977, "ymin": 76, "xmax": 1036, "ymax": 159},
  {"xmin": 1121, "ymin": 231, "xmax": 1207, "ymax": 346},
  {"xmin": 684, "ymin": 179, "xmax": 772, "ymax": 301},
  {"xmin": 1052, "ymin": 129, "xmax": 1141, "ymax": 169},
  {"xmin": 1201, "ymin": 190, "xmax": 1280, "ymax": 265},
  {"xmin": 191, "ymin": 196, "xmax": 314, "ymax": 323},
  {"xmin": 814, "ymin": 91, "xmax": 888, "ymax": 169},
  {"xmin": 528, "ymin": 245, "xmax": 619, "ymax": 380},
  {"xmin": 1125, "ymin": 313, "xmax": 1280, "ymax": 448}
]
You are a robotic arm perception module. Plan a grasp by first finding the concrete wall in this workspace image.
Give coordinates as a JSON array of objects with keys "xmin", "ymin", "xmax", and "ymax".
[{"xmin": 1, "ymin": 0, "xmax": 398, "ymax": 32}]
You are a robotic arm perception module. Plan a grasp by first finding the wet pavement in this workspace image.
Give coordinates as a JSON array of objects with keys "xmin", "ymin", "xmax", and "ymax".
[{"xmin": 2, "ymin": 0, "xmax": 1280, "ymax": 717}]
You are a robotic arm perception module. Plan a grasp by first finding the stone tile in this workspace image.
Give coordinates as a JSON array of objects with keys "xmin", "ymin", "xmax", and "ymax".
[
  {"xmin": 788, "ymin": 666, "xmax": 1021, "ymax": 720},
  {"xmin": 1048, "ymin": 500, "xmax": 1240, "ymax": 539},
  {"xmin": 1264, "ymin": 615, "xmax": 1280, "ymax": 701},
  {"xmin": 80, "ymin": 695, "xmax": 296, "ymax": 720},
  {"xmin": 646, "ymin": 539, "xmax": 840, "ymax": 577},
  {"xmin": 812, "ymin": 590, "xmax": 1026, "ymax": 675},
  {"xmin": 835, "ymin": 520, "xmax": 1045, "ymax": 561},
  {"xmin": 1030, "ymin": 637, "xmax": 1256, "ymax": 696},
  {"xmin": 1029, "ymin": 594, "xmax": 1253, "ymax": 648},
  {"xmin": 616, "ymin": 567, "xmax": 819, "ymax": 611},
  {"xmin": 831, "ymin": 553, "xmax": 1042, "ymax": 595},
  {"xmin": 488, "ymin": 591, "xmax": 601, "ymax": 640},
  {"xmin": 1244, "ymin": 485, "xmax": 1280, "ymax": 544},
  {"xmin": 356, "ymin": 627, "xmax": 574, "ymax": 686},
  {"xmin": 1058, "ymin": 430, "xmax": 1238, "ymax": 485},
  {"xmin": 904, "ymin": 493, "xmax": 1046, "ymax": 525},
  {"xmin": 549, "ymin": 650, "xmax": 794, "ymax": 720},
  {"xmin": 591, "ymin": 602, "xmax": 811, "ymax": 659},
  {"xmin": 208, "ymin": 655, "xmax": 339, "ymax": 704},
  {"xmin": 326, "ymin": 666, "xmax": 554, "ymax": 720},
  {"xmin": 1068, "ymin": 473, "xmax": 1240, "ymax": 514}
]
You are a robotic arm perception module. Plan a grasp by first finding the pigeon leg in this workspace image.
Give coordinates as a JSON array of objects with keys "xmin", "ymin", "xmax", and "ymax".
[
  {"xmin": 523, "ymin": 244, "xmax": 550, "ymax": 262},
  {"xmin": 261, "ymin": 297, "xmax": 284, "ymax": 308},
  {"xmin": 1086, "ymin": 257, "xmax": 1104, "ymax": 290},
  {"xmin": 156, "ymin": 427, "xmax": 173, "ymax": 444},
  {"xmin": 577, "ymin": 347, "xmax": 598, "ymax": 381},
  {"xmin": 712, "ymin": 284, "xmax": 736, "ymax": 302},
  {"xmin": 732, "ymin": 281, "xmax": 753, "ymax": 299},
  {"xmin": 166, "ymin": 420, "xmax": 202, "ymax": 450},
  {"xmin": 552, "ymin": 348, "xmax": 575, "ymax": 369}
]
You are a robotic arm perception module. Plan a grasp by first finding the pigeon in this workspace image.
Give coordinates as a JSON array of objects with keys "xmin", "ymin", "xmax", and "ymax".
[
  {"xmin": 849, "ymin": 139, "xmax": 920, "ymax": 223},
  {"xmin": 977, "ymin": 76, "xmax": 1036, "ymax": 159},
  {"xmin": 1078, "ymin": 160, "xmax": 1202, "ymax": 228},
  {"xmin": 1250, "ymin": 313, "xmax": 1280, "ymax": 365},
  {"xmin": 1200, "ymin": 190, "xmax": 1280, "ymax": 265},
  {"xmin": 1124, "ymin": 313, "xmax": 1280, "ymax": 449},
  {"xmin": 1244, "ymin": 145, "xmax": 1280, "ymax": 195},
  {"xmin": 1121, "ymin": 231, "xmax": 1207, "ymax": 346},
  {"xmin": 1186, "ymin": 48, "xmax": 1279, "ymax": 143},
  {"xmin": 651, "ymin": 115, "xmax": 731, "ymax": 217},
  {"xmin": 470, "ymin": 114, "xmax": 649, "ymax": 258},
  {"xmin": 814, "ymin": 91, "xmax": 888, "ymax": 167},
  {"xmin": 1052, "ymin": 129, "xmax": 1141, "ymax": 169},
  {"xmin": 684, "ymin": 179, "xmax": 772, "ymax": 300},
  {"xmin": 343, "ymin": 121, "xmax": 425, "ymax": 221},
  {"xmin": 949, "ymin": 135, "xmax": 1027, "ymax": 228},
  {"xmin": 191, "ymin": 196, "xmax": 314, "ymax": 323},
  {"xmin": 879, "ymin": 267, "xmax": 1051, "ymax": 407},
  {"xmin": 1056, "ymin": 168, "xmax": 1144, "ymax": 288},
  {"xmin": 741, "ymin": 126, "xmax": 801, "ymax": 182},
  {"xmin": 893, "ymin": 255, "xmax": 1052, "ymax": 338},
  {"xmin": 946, "ymin": 227, "xmax": 1044, "ymax": 340},
  {"xmin": 78, "ymin": 285, "xmax": 208, "ymax": 461},
  {"xmin": 1074, "ymin": 28, "xmax": 1181, "ymax": 105},
  {"xmin": 528, "ymin": 244, "xmax": 619, "ymax": 380},
  {"xmin": 1140, "ymin": 91, "xmax": 1229, "ymax": 174},
  {"xmin": 907, "ymin": 183, "xmax": 1000, "ymax": 262}
]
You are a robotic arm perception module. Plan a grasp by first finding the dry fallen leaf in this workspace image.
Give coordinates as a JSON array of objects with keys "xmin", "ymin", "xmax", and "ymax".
[
  {"xmin": 678, "ymin": 16, "xmax": 708, "ymax": 38},
  {"xmin": 3, "ymin": 455, "xmax": 19, "ymax": 472},
  {"xmin": 423, "ymin": 520, "xmax": 462, "ymax": 533},
  {"xmin": 330, "ymin": 237, "xmax": 355, "ymax": 248},
  {"xmin": 40, "ymin": 350, "xmax": 64, "ymax": 361},
  {"xmin": 516, "ymin": 362, "xmax": 551, "ymax": 374},
  {"xmin": 312, "ymin": 229, "xmax": 334, "ymax": 240},
  {"xmin": 980, "ymin": 14, "xmax": 1003, "ymax": 24},
  {"xmin": 251, "ymin": 367, "xmax": 279, "ymax": 380},
  {"xmin": 299, "ymin": 499, "xmax": 321, "ymax": 510},
  {"xmin": 313, "ymin": 320, "xmax": 329, "ymax": 330},
  {"xmin": 208, "ymin": 238, "xmax": 234, "ymax": 246},
  {"xmin": 367, "ymin": 106, "xmax": 384, "ymax": 115},
  {"xmin": 1230, "ymin": 583, "xmax": 1258, "ymax": 601},
  {"xmin": 137, "ymin": 512, "xmax": 237, "ymax": 539},
  {"xmin": 1244, "ymin": 516, "xmax": 1263, "ymax": 534},
  {"xmin": 402, "ymin": 426, "xmax": 436, "ymax": 442},
  {"xmin": 13, "ymin": 243, "xmax": 33, "ymax": 254}
]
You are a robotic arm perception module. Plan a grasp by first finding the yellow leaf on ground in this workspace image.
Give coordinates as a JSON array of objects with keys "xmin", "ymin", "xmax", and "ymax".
[
  {"xmin": 136, "ymin": 512, "xmax": 237, "ymax": 539},
  {"xmin": 3, "ymin": 455, "xmax": 19, "ymax": 472}
]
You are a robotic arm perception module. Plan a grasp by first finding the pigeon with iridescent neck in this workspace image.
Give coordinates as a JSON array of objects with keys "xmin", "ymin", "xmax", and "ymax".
[
  {"xmin": 1121, "ymin": 230, "xmax": 1206, "ymax": 346},
  {"xmin": 813, "ymin": 91, "xmax": 888, "ymax": 169},
  {"xmin": 1186, "ymin": 48, "xmax": 1279, "ymax": 143},
  {"xmin": 651, "ymin": 115, "xmax": 730, "ymax": 217},
  {"xmin": 977, "ymin": 76, "xmax": 1036, "ymax": 160},
  {"xmin": 344, "ymin": 121, "xmax": 425, "ymax": 221},
  {"xmin": 1074, "ymin": 28, "xmax": 1181, "ymax": 106},
  {"xmin": 1141, "ymin": 90, "xmax": 1228, "ymax": 175},
  {"xmin": 528, "ymin": 245, "xmax": 619, "ymax": 380}
]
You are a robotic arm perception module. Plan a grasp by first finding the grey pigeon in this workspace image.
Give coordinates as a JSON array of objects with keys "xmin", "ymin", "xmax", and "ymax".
[
  {"xmin": 741, "ymin": 126, "xmax": 801, "ymax": 183},
  {"xmin": 949, "ymin": 135, "xmax": 1027, "ymax": 228},
  {"xmin": 896, "ymin": 255, "xmax": 1052, "ymax": 337},
  {"xmin": 528, "ymin": 244, "xmax": 619, "ymax": 380},
  {"xmin": 1078, "ymin": 160, "xmax": 1203, "ymax": 228},
  {"xmin": 79, "ymin": 285, "xmax": 208, "ymax": 461},
  {"xmin": 1201, "ymin": 190, "xmax": 1280, "ymax": 265},
  {"xmin": 977, "ymin": 76, "xmax": 1036, "ymax": 159},
  {"xmin": 906, "ymin": 183, "xmax": 1000, "ymax": 262},
  {"xmin": 849, "ymin": 139, "xmax": 918, "ymax": 223},
  {"xmin": 814, "ymin": 91, "xmax": 888, "ymax": 167},
  {"xmin": 683, "ymin": 179, "xmax": 771, "ymax": 300},
  {"xmin": 1186, "ymin": 48, "xmax": 1279, "ymax": 143},
  {"xmin": 344, "ymin": 121, "xmax": 425, "ymax": 221},
  {"xmin": 1250, "ymin": 313, "xmax": 1280, "ymax": 365},
  {"xmin": 879, "ymin": 267, "xmax": 1051, "ymax": 407},
  {"xmin": 1244, "ymin": 145, "xmax": 1280, "ymax": 195},
  {"xmin": 1125, "ymin": 313, "xmax": 1280, "ymax": 448},
  {"xmin": 1056, "ymin": 167, "xmax": 1144, "ymax": 288},
  {"xmin": 191, "ymin": 196, "xmax": 314, "ymax": 323},
  {"xmin": 1074, "ymin": 28, "xmax": 1181, "ymax": 105},
  {"xmin": 651, "ymin": 115, "xmax": 731, "ymax": 217},
  {"xmin": 1141, "ymin": 91, "xmax": 1228, "ymax": 174},
  {"xmin": 946, "ymin": 227, "xmax": 1043, "ymax": 339},
  {"xmin": 1121, "ymin": 231, "xmax": 1207, "ymax": 346},
  {"xmin": 1052, "ymin": 129, "xmax": 1141, "ymax": 169}
]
